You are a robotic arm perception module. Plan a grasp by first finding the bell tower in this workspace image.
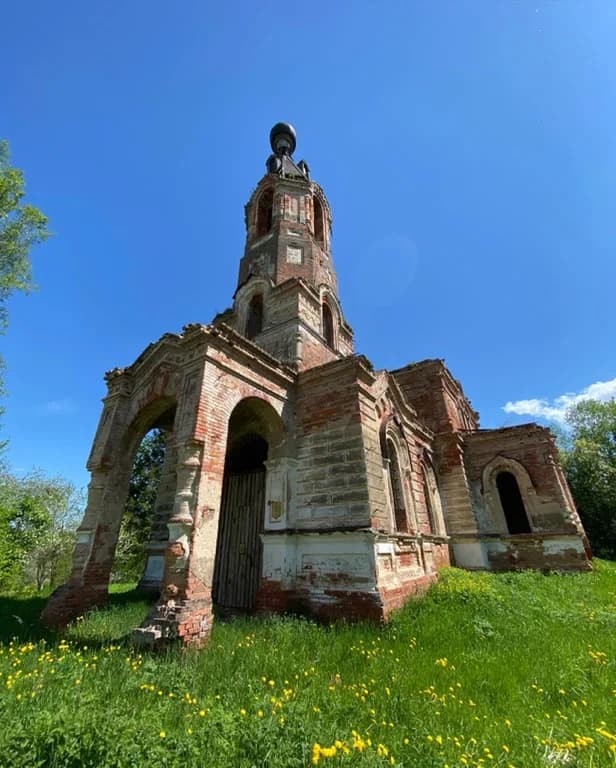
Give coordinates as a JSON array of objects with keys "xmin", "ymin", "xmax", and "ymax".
[
  {"xmin": 239, "ymin": 122, "xmax": 338, "ymax": 297},
  {"xmin": 218, "ymin": 122, "xmax": 354, "ymax": 370}
]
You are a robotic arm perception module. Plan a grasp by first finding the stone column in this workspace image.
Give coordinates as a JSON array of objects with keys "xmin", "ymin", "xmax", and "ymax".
[
  {"xmin": 133, "ymin": 440, "xmax": 213, "ymax": 647},
  {"xmin": 164, "ymin": 440, "xmax": 202, "ymax": 594}
]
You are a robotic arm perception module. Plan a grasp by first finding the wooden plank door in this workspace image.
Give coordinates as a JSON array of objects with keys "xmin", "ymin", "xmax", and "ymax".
[{"xmin": 213, "ymin": 469, "xmax": 265, "ymax": 614}]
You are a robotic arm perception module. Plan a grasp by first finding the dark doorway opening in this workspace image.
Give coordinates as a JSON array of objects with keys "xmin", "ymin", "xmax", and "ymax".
[{"xmin": 496, "ymin": 471, "xmax": 531, "ymax": 534}]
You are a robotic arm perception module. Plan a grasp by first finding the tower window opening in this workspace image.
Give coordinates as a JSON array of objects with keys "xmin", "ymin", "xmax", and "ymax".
[
  {"xmin": 496, "ymin": 471, "xmax": 531, "ymax": 534},
  {"xmin": 256, "ymin": 189, "xmax": 274, "ymax": 238},
  {"xmin": 246, "ymin": 294, "xmax": 263, "ymax": 339},
  {"xmin": 386, "ymin": 439, "xmax": 408, "ymax": 533},
  {"xmin": 322, "ymin": 302, "xmax": 334, "ymax": 348},
  {"xmin": 313, "ymin": 195, "xmax": 324, "ymax": 246}
]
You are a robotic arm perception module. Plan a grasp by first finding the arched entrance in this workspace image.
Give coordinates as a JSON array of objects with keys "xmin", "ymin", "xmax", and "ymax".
[
  {"xmin": 110, "ymin": 401, "xmax": 177, "ymax": 595},
  {"xmin": 213, "ymin": 398, "xmax": 286, "ymax": 616}
]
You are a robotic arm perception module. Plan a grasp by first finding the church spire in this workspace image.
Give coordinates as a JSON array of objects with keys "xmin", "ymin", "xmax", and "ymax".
[{"xmin": 265, "ymin": 123, "xmax": 309, "ymax": 178}]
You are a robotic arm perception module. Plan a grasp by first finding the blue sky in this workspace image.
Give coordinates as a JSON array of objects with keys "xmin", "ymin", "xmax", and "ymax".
[{"xmin": 2, "ymin": 1, "xmax": 615, "ymax": 491}]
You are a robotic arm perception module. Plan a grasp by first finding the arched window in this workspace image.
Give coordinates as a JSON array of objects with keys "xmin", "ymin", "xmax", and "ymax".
[
  {"xmin": 386, "ymin": 439, "xmax": 408, "ymax": 532},
  {"xmin": 423, "ymin": 470, "xmax": 435, "ymax": 531},
  {"xmin": 322, "ymin": 303, "xmax": 334, "ymax": 348},
  {"xmin": 245, "ymin": 294, "xmax": 263, "ymax": 339},
  {"xmin": 313, "ymin": 195, "xmax": 324, "ymax": 246},
  {"xmin": 256, "ymin": 189, "xmax": 274, "ymax": 238},
  {"xmin": 496, "ymin": 471, "xmax": 531, "ymax": 534},
  {"xmin": 422, "ymin": 461, "xmax": 446, "ymax": 536}
]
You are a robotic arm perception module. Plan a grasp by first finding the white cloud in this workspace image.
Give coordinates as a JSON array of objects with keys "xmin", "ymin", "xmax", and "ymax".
[
  {"xmin": 503, "ymin": 377, "xmax": 616, "ymax": 425},
  {"xmin": 44, "ymin": 398, "xmax": 76, "ymax": 414}
]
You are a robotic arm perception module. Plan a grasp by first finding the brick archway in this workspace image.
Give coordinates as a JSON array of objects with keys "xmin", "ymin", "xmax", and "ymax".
[
  {"xmin": 42, "ymin": 396, "xmax": 179, "ymax": 628},
  {"xmin": 213, "ymin": 398, "xmax": 286, "ymax": 616}
]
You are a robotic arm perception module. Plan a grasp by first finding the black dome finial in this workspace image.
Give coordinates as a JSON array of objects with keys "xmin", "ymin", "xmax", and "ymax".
[{"xmin": 270, "ymin": 122, "xmax": 297, "ymax": 156}]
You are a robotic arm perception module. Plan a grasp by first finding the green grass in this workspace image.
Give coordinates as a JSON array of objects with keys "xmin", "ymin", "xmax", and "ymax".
[{"xmin": 1, "ymin": 564, "xmax": 615, "ymax": 767}]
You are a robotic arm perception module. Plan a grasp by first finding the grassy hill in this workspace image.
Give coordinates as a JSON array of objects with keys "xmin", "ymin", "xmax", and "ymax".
[{"xmin": 1, "ymin": 563, "xmax": 615, "ymax": 767}]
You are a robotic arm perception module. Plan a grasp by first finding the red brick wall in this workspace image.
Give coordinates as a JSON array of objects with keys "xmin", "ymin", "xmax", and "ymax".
[
  {"xmin": 392, "ymin": 360, "xmax": 477, "ymax": 434},
  {"xmin": 465, "ymin": 426, "xmax": 565, "ymax": 507}
]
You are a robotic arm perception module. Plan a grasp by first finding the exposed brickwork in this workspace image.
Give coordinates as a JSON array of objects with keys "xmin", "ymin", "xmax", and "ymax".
[
  {"xmin": 380, "ymin": 573, "xmax": 436, "ymax": 616},
  {"xmin": 464, "ymin": 425, "xmax": 582, "ymax": 533},
  {"xmin": 240, "ymin": 176, "xmax": 338, "ymax": 298},
  {"xmin": 255, "ymin": 579, "xmax": 292, "ymax": 614},
  {"xmin": 485, "ymin": 535, "xmax": 590, "ymax": 571},
  {"xmin": 392, "ymin": 359, "xmax": 478, "ymax": 434},
  {"xmin": 41, "ymin": 581, "xmax": 107, "ymax": 627}
]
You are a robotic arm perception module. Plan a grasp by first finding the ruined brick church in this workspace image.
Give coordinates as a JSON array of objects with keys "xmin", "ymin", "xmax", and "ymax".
[{"xmin": 43, "ymin": 123, "xmax": 590, "ymax": 645}]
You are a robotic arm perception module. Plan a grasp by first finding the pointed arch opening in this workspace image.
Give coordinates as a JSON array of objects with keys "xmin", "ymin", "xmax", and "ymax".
[
  {"xmin": 496, "ymin": 471, "xmax": 531, "ymax": 534},
  {"xmin": 256, "ymin": 188, "xmax": 274, "ymax": 238},
  {"xmin": 245, "ymin": 294, "xmax": 264, "ymax": 339},
  {"xmin": 322, "ymin": 302, "xmax": 334, "ymax": 348}
]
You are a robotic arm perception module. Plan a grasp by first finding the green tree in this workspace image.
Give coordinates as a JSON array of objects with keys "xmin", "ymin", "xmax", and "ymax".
[
  {"xmin": 0, "ymin": 139, "xmax": 48, "ymax": 331},
  {"xmin": 0, "ymin": 472, "xmax": 81, "ymax": 592},
  {"xmin": 562, "ymin": 399, "xmax": 616, "ymax": 560},
  {"xmin": 0, "ymin": 139, "xmax": 49, "ymax": 441},
  {"xmin": 113, "ymin": 429, "xmax": 167, "ymax": 582}
]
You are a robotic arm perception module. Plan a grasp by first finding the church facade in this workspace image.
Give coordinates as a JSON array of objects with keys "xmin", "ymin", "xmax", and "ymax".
[{"xmin": 43, "ymin": 123, "xmax": 591, "ymax": 646}]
